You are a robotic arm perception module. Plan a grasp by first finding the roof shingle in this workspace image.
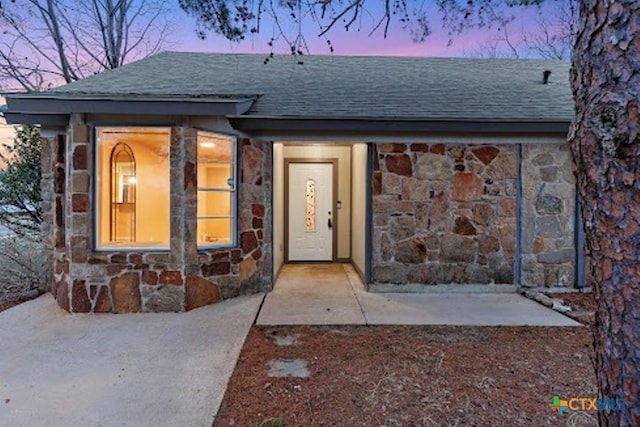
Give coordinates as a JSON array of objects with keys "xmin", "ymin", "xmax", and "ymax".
[{"xmin": 46, "ymin": 52, "xmax": 574, "ymax": 121}]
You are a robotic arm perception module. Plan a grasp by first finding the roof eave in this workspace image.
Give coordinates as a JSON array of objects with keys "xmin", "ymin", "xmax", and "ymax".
[
  {"xmin": 4, "ymin": 94, "xmax": 256, "ymax": 122},
  {"xmin": 3, "ymin": 111, "xmax": 70, "ymax": 126},
  {"xmin": 228, "ymin": 116, "xmax": 571, "ymax": 135}
]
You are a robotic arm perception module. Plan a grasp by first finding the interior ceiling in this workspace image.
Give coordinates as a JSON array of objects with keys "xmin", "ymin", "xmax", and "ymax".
[
  {"xmin": 197, "ymin": 141, "xmax": 232, "ymax": 162},
  {"xmin": 101, "ymin": 128, "xmax": 170, "ymax": 161},
  {"xmin": 100, "ymin": 128, "xmax": 233, "ymax": 162},
  {"xmin": 197, "ymin": 132, "xmax": 234, "ymax": 162}
]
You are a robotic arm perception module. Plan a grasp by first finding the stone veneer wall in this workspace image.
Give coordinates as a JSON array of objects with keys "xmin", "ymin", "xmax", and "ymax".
[
  {"xmin": 521, "ymin": 144, "xmax": 577, "ymax": 287},
  {"xmin": 371, "ymin": 143, "xmax": 517, "ymax": 286},
  {"xmin": 40, "ymin": 134, "xmax": 66, "ymax": 294},
  {"xmin": 43, "ymin": 125, "xmax": 272, "ymax": 313}
]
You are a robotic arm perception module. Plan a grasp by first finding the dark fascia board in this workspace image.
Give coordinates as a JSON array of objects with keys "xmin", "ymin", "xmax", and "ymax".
[
  {"xmin": 228, "ymin": 116, "xmax": 570, "ymax": 135},
  {"xmin": 5, "ymin": 94, "xmax": 256, "ymax": 117},
  {"xmin": 3, "ymin": 112, "xmax": 70, "ymax": 126}
]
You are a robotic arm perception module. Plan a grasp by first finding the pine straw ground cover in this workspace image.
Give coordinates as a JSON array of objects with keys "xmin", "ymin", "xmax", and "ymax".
[{"xmin": 215, "ymin": 323, "xmax": 597, "ymax": 427}]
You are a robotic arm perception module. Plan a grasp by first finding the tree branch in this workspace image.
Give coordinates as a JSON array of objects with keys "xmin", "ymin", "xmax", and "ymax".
[
  {"xmin": 317, "ymin": 1, "xmax": 359, "ymax": 37},
  {"xmin": 0, "ymin": 0, "xmax": 172, "ymax": 90}
]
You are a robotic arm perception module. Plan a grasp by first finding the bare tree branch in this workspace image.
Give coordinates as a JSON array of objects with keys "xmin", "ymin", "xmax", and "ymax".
[
  {"xmin": 521, "ymin": 0, "xmax": 576, "ymax": 60},
  {"xmin": 122, "ymin": 0, "xmax": 169, "ymax": 61},
  {"xmin": 179, "ymin": 0, "xmax": 433, "ymax": 54},
  {"xmin": 42, "ymin": 0, "xmax": 78, "ymax": 82},
  {"xmin": 369, "ymin": 0, "xmax": 391, "ymax": 38},
  {"xmin": 0, "ymin": 0, "xmax": 174, "ymax": 91},
  {"xmin": 462, "ymin": 1, "xmax": 576, "ymax": 60}
]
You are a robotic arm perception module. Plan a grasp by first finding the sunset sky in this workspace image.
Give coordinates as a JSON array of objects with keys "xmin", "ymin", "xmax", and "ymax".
[{"xmin": 166, "ymin": 1, "xmax": 554, "ymax": 58}]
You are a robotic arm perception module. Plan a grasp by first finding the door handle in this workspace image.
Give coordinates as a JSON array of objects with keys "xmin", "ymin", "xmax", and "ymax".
[{"xmin": 328, "ymin": 218, "xmax": 332, "ymax": 229}]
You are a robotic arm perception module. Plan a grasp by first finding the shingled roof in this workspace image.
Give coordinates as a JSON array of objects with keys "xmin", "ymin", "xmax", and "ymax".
[{"xmin": 4, "ymin": 52, "xmax": 573, "ymax": 133}]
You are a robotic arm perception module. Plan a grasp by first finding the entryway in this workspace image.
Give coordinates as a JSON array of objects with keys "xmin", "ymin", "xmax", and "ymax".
[{"xmin": 272, "ymin": 143, "xmax": 369, "ymax": 281}]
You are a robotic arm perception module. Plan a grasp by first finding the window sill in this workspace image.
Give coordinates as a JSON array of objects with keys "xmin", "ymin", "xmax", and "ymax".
[
  {"xmin": 93, "ymin": 245, "xmax": 170, "ymax": 253},
  {"xmin": 197, "ymin": 242, "xmax": 236, "ymax": 251}
]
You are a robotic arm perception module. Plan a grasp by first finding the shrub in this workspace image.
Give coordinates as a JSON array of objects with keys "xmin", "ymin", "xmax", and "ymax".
[
  {"xmin": 0, "ymin": 234, "xmax": 45, "ymax": 306},
  {"xmin": 0, "ymin": 124, "xmax": 42, "ymax": 238}
]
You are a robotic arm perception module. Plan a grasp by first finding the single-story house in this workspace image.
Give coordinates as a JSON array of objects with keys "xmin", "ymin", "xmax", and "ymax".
[{"xmin": 2, "ymin": 52, "xmax": 584, "ymax": 313}]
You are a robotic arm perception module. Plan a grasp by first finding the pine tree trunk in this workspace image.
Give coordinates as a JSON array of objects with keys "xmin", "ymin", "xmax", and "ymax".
[{"xmin": 569, "ymin": 0, "xmax": 640, "ymax": 425}]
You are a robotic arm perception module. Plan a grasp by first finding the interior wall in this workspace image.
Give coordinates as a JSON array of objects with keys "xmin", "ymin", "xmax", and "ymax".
[
  {"xmin": 273, "ymin": 143, "xmax": 284, "ymax": 277},
  {"xmin": 135, "ymin": 143, "xmax": 170, "ymax": 244},
  {"xmin": 96, "ymin": 129, "xmax": 170, "ymax": 248},
  {"xmin": 351, "ymin": 143, "xmax": 368, "ymax": 279},
  {"xmin": 283, "ymin": 145, "xmax": 352, "ymax": 259},
  {"xmin": 197, "ymin": 165, "xmax": 232, "ymax": 243}
]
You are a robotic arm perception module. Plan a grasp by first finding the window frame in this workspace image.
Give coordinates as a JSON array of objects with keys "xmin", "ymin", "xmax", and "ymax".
[
  {"xmin": 196, "ymin": 130, "xmax": 239, "ymax": 250},
  {"xmin": 92, "ymin": 125, "xmax": 172, "ymax": 252}
]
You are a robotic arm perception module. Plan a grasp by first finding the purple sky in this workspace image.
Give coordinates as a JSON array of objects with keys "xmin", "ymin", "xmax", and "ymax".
[{"xmin": 168, "ymin": 2, "xmax": 553, "ymax": 58}]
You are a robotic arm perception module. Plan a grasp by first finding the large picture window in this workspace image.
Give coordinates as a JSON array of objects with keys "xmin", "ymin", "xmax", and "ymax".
[
  {"xmin": 197, "ymin": 131, "xmax": 236, "ymax": 247},
  {"xmin": 96, "ymin": 127, "xmax": 170, "ymax": 250}
]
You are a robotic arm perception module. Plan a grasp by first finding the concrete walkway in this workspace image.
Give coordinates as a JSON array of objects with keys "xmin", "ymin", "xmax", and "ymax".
[
  {"xmin": 257, "ymin": 263, "xmax": 581, "ymax": 326},
  {"xmin": 1, "ymin": 264, "xmax": 580, "ymax": 426},
  {"xmin": 257, "ymin": 263, "xmax": 366, "ymax": 325},
  {"xmin": 0, "ymin": 293, "xmax": 263, "ymax": 427}
]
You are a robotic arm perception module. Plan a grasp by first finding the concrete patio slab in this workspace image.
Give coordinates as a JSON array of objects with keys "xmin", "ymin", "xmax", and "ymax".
[
  {"xmin": 0, "ymin": 293, "xmax": 263, "ymax": 427},
  {"xmin": 357, "ymin": 292, "xmax": 581, "ymax": 326},
  {"xmin": 259, "ymin": 263, "xmax": 582, "ymax": 327}
]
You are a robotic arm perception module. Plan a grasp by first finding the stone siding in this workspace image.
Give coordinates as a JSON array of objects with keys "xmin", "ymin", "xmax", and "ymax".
[
  {"xmin": 41, "ymin": 133, "xmax": 71, "ymax": 310},
  {"xmin": 45, "ymin": 125, "xmax": 272, "ymax": 313},
  {"xmin": 42, "ymin": 131, "xmax": 580, "ymax": 310},
  {"xmin": 521, "ymin": 144, "xmax": 577, "ymax": 287},
  {"xmin": 371, "ymin": 143, "xmax": 517, "ymax": 286}
]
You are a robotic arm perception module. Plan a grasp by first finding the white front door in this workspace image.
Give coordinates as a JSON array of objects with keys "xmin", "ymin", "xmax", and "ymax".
[{"xmin": 288, "ymin": 162, "xmax": 333, "ymax": 261}]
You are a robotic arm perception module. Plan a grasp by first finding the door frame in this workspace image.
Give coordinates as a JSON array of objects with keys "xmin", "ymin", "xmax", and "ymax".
[{"xmin": 284, "ymin": 158, "xmax": 339, "ymax": 262}]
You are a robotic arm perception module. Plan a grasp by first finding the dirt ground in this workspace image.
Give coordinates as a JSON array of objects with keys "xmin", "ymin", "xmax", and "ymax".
[
  {"xmin": 0, "ymin": 299, "xmax": 22, "ymax": 312},
  {"xmin": 0, "ymin": 281, "xmax": 44, "ymax": 312},
  {"xmin": 215, "ymin": 294, "xmax": 598, "ymax": 427},
  {"xmin": 0, "ymin": 291, "xmax": 42, "ymax": 313},
  {"xmin": 547, "ymin": 292, "xmax": 597, "ymax": 327}
]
